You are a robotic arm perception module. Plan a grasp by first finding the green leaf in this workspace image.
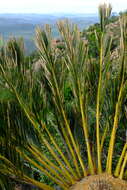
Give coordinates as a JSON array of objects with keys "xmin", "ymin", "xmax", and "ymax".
[{"xmin": 0, "ymin": 88, "xmax": 15, "ymax": 102}]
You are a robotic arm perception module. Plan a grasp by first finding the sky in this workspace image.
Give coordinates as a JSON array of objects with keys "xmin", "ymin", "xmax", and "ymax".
[{"xmin": 0, "ymin": 0, "xmax": 126, "ymax": 14}]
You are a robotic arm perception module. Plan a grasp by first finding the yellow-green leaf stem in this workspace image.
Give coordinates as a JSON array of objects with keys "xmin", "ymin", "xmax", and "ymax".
[
  {"xmin": 79, "ymin": 91, "xmax": 95, "ymax": 175},
  {"xmin": 43, "ymin": 124, "xmax": 79, "ymax": 180},
  {"xmin": 96, "ymin": 34, "xmax": 103, "ymax": 174},
  {"xmin": 119, "ymin": 152, "xmax": 127, "ymax": 179},
  {"xmin": 18, "ymin": 150, "xmax": 69, "ymax": 189},
  {"xmin": 23, "ymin": 175, "xmax": 55, "ymax": 190},
  {"xmin": 51, "ymin": 68, "xmax": 87, "ymax": 178},
  {"xmin": 0, "ymin": 155, "xmax": 54, "ymax": 190},
  {"xmin": 27, "ymin": 146, "xmax": 72, "ymax": 185},
  {"xmin": 61, "ymin": 108, "xmax": 87, "ymax": 177},
  {"xmin": 106, "ymin": 83, "xmax": 124, "ymax": 174},
  {"xmin": 114, "ymin": 143, "xmax": 127, "ymax": 177},
  {"xmin": 29, "ymin": 144, "xmax": 75, "ymax": 181},
  {"xmin": 42, "ymin": 136, "xmax": 81, "ymax": 180}
]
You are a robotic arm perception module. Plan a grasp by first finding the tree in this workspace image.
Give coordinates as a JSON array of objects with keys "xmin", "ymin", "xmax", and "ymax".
[{"xmin": 0, "ymin": 3, "xmax": 127, "ymax": 190}]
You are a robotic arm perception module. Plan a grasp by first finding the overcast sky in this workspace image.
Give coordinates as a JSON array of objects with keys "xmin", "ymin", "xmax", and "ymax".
[{"xmin": 0, "ymin": 0, "xmax": 126, "ymax": 14}]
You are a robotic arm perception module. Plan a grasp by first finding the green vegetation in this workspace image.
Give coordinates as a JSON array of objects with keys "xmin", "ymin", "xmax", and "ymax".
[
  {"xmin": 0, "ymin": 4, "xmax": 127, "ymax": 190},
  {"xmin": 82, "ymin": 10, "xmax": 127, "ymax": 58}
]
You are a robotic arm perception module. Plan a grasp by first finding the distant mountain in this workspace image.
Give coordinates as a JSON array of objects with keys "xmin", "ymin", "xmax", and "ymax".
[{"xmin": 0, "ymin": 14, "xmax": 98, "ymax": 54}]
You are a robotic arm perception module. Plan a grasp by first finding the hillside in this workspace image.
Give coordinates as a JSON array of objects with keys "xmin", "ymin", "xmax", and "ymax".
[
  {"xmin": 0, "ymin": 13, "xmax": 98, "ymax": 54},
  {"xmin": 81, "ymin": 13, "xmax": 122, "ymax": 58}
]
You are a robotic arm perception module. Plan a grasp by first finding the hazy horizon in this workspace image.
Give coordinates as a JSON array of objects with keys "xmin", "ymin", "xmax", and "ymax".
[
  {"xmin": 0, "ymin": 0, "xmax": 126, "ymax": 14},
  {"xmin": 0, "ymin": 13, "xmax": 99, "ymax": 16}
]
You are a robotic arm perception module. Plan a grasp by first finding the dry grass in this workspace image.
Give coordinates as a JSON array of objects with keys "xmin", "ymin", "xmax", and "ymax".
[
  {"xmin": 70, "ymin": 174, "xmax": 127, "ymax": 190},
  {"xmin": 15, "ymin": 185, "xmax": 22, "ymax": 190}
]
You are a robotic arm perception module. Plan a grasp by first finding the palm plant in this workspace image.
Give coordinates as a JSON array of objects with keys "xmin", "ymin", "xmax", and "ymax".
[
  {"xmin": 0, "ymin": 37, "xmax": 41, "ymax": 189},
  {"xmin": 0, "ymin": 3, "xmax": 127, "ymax": 190}
]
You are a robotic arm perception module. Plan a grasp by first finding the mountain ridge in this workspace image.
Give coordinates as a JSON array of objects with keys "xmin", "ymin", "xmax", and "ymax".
[{"xmin": 0, "ymin": 14, "xmax": 98, "ymax": 54}]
